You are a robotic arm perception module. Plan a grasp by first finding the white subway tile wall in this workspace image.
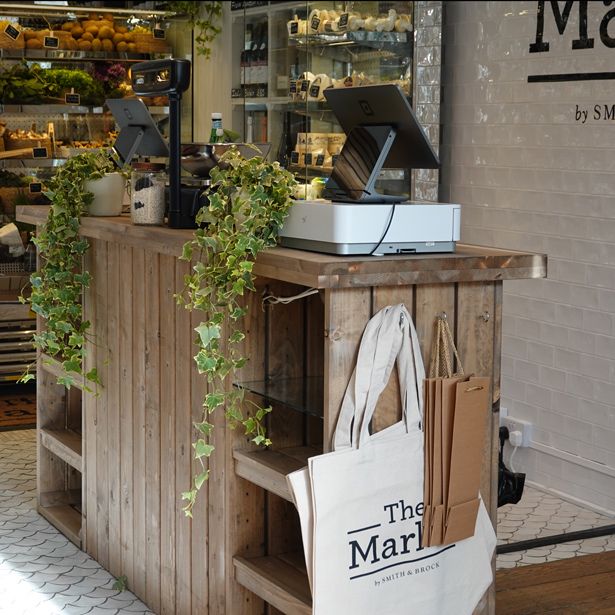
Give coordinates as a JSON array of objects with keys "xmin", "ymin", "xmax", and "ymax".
[{"xmin": 441, "ymin": 1, "xmax": 615, "ymax": 513}]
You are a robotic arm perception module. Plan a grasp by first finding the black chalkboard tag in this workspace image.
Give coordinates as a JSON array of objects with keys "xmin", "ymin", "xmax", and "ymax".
[
  {"xmin": 32, "ymin": 147, "xmax": 48, "ymax": 159},
  {"xmin": 29, "ymin": 182, "xmax": 42, "ymax": 194},
  {"xmin": 309, "ymin": 84, "xmax": 320, "ymax": 98},
  {"xmin": 338, "ymin": 13, "xmax": 349, "ymax": 30},
  {"xmin": 332, "ymin": 154, "xmax": 339, "ymax": 166},
  {"xmin": 153, "ymin": 28, "xmax": 166, "ymax": 40},
  {"xmin": 304, "ymin": 152, "xmax": 313, "ymax": 165},
  {"xmin": 289, "ymin": 80, "xmax": 297, "ymax": 94},
  {"xmin": 310, "ymin": 16, "xmax": 320, "ymax": 32},
  {"xmin": 65, "ymin": 92, "xmax": 80, "ymax": 105},
  {"xmin": 290, "ymin": 21, "xmax": 299, "ymax": 35},
  {"xmin": 44, "ymin": 36, "xmax": 59, "ymax": 49},
  {"xmin": 290, "ymin": 151, "xmax": 300, "ymax": 164},
  {"xmin": 4, "ymin": 23, "xmax": 20, "ymax": 41},
  {"xmin": 300, "ymin": 80, "xmax": 309, "ymax": 92},
  {"xmin": 315, "ymin": 154, "xmax": 325, "ymax": 166}
]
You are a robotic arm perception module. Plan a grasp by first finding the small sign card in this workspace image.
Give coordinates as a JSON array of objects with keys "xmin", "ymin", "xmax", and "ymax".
[
  {"xmin": 32, "ymin": 147, "xmax": 48, "ymax": 159},
  {"xmin": 29, "ymin": 182, "xmax": 42, "ymax": 194},
  {"xmin": 64, "ymin": 92, "xmax": 80, "ymax": 105},
  {"xmin": 4, "ymin": 23, "xmax": 20, "ymax": 40},
  {"xmin": 338, "ymin": 13, "xmax": 349, "ymax": 30},
  {"xmin": 153, "ymin": 28, "xmax": 166, "ymax": 40},
  {"xmin": 44, "ymin": 35, "xmax": 59, "ymax": 49}
]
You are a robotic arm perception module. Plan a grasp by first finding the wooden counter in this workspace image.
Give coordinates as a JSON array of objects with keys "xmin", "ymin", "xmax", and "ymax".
[{"xmin": 18, "ymin": 206, "xmax": 547, "ymax": 615}]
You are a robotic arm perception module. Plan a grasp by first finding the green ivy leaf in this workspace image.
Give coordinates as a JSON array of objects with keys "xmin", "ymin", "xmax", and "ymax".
[
  {"xmin": 193, "ymin": 439, "xmax": 215, "ymax": 459},
  {"xmin": 195, "ymin": 323, "xmax": 221, "ymax": 348}
]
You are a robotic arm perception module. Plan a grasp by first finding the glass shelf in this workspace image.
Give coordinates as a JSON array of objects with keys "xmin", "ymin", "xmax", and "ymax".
[
  {"xmin": 0, "ymin": 104, "xmax": 169, "ymax": 115},
  {"xmin": 289, "ymin": 30, "xmax": 409, "ymax": 48},
  {"xmin": 0, "ymin": 49, "xmax": 171, "ymax": 62},
  {"xmin": 235, "ymin": 376, "xmax": 323, "ymax": 418}
]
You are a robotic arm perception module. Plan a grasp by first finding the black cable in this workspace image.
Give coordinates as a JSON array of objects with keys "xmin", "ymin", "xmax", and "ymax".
[{"xmin": 369, "ymin": 203, "xmax": 397, "ymax": 256}]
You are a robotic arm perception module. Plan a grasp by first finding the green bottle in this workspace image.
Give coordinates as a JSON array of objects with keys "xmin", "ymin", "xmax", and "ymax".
[{"xmin": 210, "ymin": 112, "xmax": 223, "ymax": 143}]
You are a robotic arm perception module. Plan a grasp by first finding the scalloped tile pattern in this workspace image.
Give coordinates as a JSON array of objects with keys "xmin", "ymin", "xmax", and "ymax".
[
  {"xmin": 0, "ymin": 429, "xmax": 153, "ymax": 614},
  {"xmin": 497, "ymin": 485, "xmax": 615, "ymax": 569}
]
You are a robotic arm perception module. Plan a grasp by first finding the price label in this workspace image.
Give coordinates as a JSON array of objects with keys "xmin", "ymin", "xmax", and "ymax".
[
  {"xmin": 290, "ymin": 151, "xmax": 300, "ymax": 165},
  {"xmin": 32, "ymin": 147, "xmax": 48, "ymax": 159},
  {"xmin": 4, "ymin": 23, "xmax": 20, "ymax": 41},
  {"xmin": 332, "ymin": 154, "xmax": 339, "ymax": 167},
  {"xmin": 310, "ymin": 16, "xmax": 321, "ymax": 32},
  {"xmin": 300, "ymin": 80, "xmax": 309, "ymax": 92},
  {"xmin": 29, "ymin": 182, "xmax": 42, "ymax": 194},
  {"xmin": 309, "ymin": 84, "xmax": 321, "ymax": 99},
  {"xmin": 315, "ymin": 154, "xmax": 325, "ymax": 166},
  {"xmin": 289, "ymin": 80, "xmax": 297, "ymax": 95},
  {"xmin": 338, "ymin": 13, "xmax": 349, "ymax": 30},
  {"xmin": 44, "ymin": 36, "xmax": 59, "ymax": 49},
  {"xmin": 304, "ymin": 153, "xmax": 313, "ymax": 165},
  {"xmin": 153, "ymin": 28, "xmax": 166, "ymax": 40},
  {"xmin": 64, "ymin": 92, "xmax": 80, "ymax": 105},
  {"xmin": 290, "ymin": 21, "xmax": 299, "ymax": 35}
]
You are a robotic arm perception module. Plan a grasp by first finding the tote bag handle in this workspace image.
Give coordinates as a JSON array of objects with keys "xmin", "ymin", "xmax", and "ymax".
[
  {"xmin": 358, "ymin": 304, "xmax": 424, "ymax": 448},
  {"xmin": 333, "ymin": 304, "xmax": 425, "ymax": 451}
]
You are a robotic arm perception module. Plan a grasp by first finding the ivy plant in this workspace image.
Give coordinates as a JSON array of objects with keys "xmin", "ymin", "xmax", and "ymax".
[
  {"xmin": 163, "ymin": 1, "xmax": 223, "ymax": 58},
  {"xmin": 21, "ymin": 149, "xmax": 121, "ymax": 391},
  {"xmin": 178, "ymin": 147, "xmax": 296, "ymax": 515}
]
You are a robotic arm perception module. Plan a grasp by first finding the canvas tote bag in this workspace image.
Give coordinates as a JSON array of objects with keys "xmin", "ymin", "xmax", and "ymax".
[{"xmin": 288, "ymin": 304, "xmax": 496, "ymax": 615}]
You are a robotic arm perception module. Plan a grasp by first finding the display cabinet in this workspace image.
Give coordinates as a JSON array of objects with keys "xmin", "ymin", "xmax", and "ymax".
[{"xmin": 230, "ymin": 1, "xmax": 416, "ymax": 199}]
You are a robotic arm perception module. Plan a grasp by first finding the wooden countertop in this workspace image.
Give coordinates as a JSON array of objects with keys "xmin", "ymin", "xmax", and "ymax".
[{"xmin": 17, "ymin": 206, "xmax": 547, "ymax": 288}]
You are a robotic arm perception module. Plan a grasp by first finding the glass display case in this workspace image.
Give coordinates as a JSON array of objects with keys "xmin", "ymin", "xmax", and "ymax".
[{"xmin": 230, "ymin": 1, "xmax": 415, "ymax": 199}]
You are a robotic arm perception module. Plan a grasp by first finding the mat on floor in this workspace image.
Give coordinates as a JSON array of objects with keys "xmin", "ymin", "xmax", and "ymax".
[{"xmin": 0, "ymin": 384, "xmax": 36, "ymax": 431}]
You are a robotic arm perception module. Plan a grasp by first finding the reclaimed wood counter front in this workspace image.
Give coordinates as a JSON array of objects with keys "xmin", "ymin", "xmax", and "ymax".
[{"xmin": 18, "ymin": 206, "xmax": 546, "ymax": 615}]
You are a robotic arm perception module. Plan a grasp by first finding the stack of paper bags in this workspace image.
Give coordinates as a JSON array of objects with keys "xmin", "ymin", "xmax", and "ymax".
[{"xmin": 422, "ymin": 375, "xmax": 490, "ymax": 547}]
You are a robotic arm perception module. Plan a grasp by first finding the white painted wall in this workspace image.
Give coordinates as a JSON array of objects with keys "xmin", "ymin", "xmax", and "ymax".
[{"xmin": 440, "ymin": 1, "xmax": 615, "ymax": 514}]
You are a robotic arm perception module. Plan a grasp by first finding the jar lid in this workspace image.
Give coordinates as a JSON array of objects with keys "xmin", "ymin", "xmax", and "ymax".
[{"xmin": 131, "ymin": 162, "xmax": 166, "ymax": 172}]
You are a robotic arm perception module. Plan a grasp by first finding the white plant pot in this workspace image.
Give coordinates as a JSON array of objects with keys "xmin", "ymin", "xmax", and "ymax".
[{"xmin": 84, "ymin": 173, "xmax": 126, "ymax": 217}]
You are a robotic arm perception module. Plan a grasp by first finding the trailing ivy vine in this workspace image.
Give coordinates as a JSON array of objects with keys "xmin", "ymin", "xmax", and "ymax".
[
  {"xmin": 22, "ymin": 149, "xmax": 121, "ymax": 391},
  {"xmin": 164, "ymin": 1, "xmax": 223, "ymax": 58},
  {"xmin": 178, "ymin": 148, "xmax": 296, "ymax": 515}
]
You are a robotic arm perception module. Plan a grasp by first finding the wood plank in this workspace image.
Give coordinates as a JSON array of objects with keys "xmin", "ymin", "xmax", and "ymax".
[
  {"xmin": 118, "ymin": 243, "xmax": 134, "ymax": 587},
  {"xmin": 94, "ymin": 239, "xmax": 110, "ymax": 570},
  {"xmin": 107, "ymin": 241, "xmax": 122, "ymax": 577},
  {"xmin": 131, "ymin": 247, "xmax": 147, "ymax": 600},
  {"xmin": 159, "ymin": 254, "xmax": 177, "ymax": 615},
  {"xmin": 39, "ymin": 353, "xmax": 85, "ymax": 390},
  {"xmin": 144, "ymin": 250, "xmax": 161, "ymax": 614},
  {"xmin": 305, "ymin": 291, "xmax": 324, "ymax": 448},
  {"xmin": 414, "ymin": 284, "xmax": 456, "ymax": 369},
  {"xmin": 175, "ymin": 259, "xmax": 193, "ymax": 615},
  {"xmin": 39, "ymin": 489, "xmax": 81, "ymax": 508},
  {"xmin": 234, "ymin": 555, "xmax": 312, "ymax": 615},
  {"xmin": 234, "ymin": 447, "xmax": 317, "ymax": 502},
  {"xmin": 40, "ymin": 428, "xmax": 82, "ymax": 471},
  {"xmin": 83, "ymin": 236, "xmax": 97, "ymax": 557},
  {"xmin": 38, "ymin": 504, "xmax": 81, "ymax": 547},
  {"xmin": 322, "ymin": 288, "xmax": 371, "ymax": 451},
  {"xmin": 496, "ymin": 552, "xmax": 615, "ymax": 615}
]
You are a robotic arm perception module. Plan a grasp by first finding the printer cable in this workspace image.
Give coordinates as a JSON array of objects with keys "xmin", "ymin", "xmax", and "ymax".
[{"xmin": 369, "ymin": 203, "xmax": 397, "ymax": 256}]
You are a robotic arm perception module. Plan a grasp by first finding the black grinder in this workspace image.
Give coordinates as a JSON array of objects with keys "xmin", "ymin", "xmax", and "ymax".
[{"xmin": 130, "ymin": 58, "xmax": 195, "ymax": 229}]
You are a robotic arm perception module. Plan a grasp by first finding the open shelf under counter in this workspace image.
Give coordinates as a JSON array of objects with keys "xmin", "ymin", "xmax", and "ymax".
[
  {"xmin": 234, "ymin": 552, "xmax": 311, "ymax": 615},
  {"xmin": 235, "ymin": 376, "xmax": 323, "ymax": 417},
  {"xmin": 234, "ymin": 445, "xmax": 320, "ymax": 501},
  {"xmin": 38, "ymin": 504, "xmax": 81, "ymax": 547},
  {"xmin": 40, "ymin": 427, "xmax": 82, "ymax": 472}
]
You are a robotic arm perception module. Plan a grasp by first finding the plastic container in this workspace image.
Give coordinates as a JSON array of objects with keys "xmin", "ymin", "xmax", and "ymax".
[{"xmin": 131, "ymin": 162, "xmax": 166, "ymax": 225}]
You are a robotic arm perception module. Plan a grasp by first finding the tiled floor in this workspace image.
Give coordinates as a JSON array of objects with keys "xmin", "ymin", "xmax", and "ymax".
[
  {"xmin": 0, "ymin": 429, "xmax": 153, "ymax": 615},
  {"xmin": 496, "ymin": 485, "xmax": 615, "ymax": 569}
]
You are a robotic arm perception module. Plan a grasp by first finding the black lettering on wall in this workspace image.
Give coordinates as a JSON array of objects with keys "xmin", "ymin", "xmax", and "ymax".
[
  {"xmin": 600, "ymin": 1, "xmax": 615, "ymax": 48},
  {"xmin": 530, "ymin": 0, "xmax": 594, "ymax": 53}
]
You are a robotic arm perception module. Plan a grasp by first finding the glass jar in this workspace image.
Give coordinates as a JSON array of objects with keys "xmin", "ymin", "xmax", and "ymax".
[{"xmin": 130, "ymin": 162, "xmax": 167, "ymax": 225}]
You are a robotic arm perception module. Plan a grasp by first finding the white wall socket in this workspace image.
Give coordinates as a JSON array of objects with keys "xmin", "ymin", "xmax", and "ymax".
[{"xmin": 501, "ymin": 416, "xmax": 533, "ymax": 447}]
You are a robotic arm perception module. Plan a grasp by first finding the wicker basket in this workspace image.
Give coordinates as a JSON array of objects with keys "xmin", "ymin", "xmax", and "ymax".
[
  {"xmin": 132, "ymin": 32, "xmax": 171, "ymax": 54},
  {"xmin": 0, "ymin": 22, "xmax": 25, "ymax": 49}
]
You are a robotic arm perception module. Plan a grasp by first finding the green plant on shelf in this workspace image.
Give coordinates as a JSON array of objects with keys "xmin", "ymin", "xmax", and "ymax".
[
  {"xmin": 163, "ymin": 1, "xmax": 222, "ymax": 58},
  {"xmin": 177, "ymin": 147, "xmax": 296, "ymax": 516},
  {"xmin": 19, "ymin": 149, "xmax": 121, "ymax": 392}
]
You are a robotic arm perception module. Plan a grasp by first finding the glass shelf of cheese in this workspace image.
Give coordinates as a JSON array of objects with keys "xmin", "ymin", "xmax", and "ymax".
[{"xmin": 230, "ymin": 1, "xmax": 413, "ymax": 197}]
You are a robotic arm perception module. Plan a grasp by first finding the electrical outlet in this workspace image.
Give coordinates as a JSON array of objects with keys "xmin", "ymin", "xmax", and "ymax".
[{"xmin": 501, "ymin": 416, "xmax": 532, "ymax": 447}]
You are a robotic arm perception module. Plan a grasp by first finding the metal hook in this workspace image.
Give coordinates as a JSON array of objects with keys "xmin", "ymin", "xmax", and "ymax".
[
  {"xmin": 480, "ymin": 311, "xmax": 490, "ymax": 322},
  {"xmin": 438, "ymin": 311, "xmax": 447, "ymax": 320}
]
